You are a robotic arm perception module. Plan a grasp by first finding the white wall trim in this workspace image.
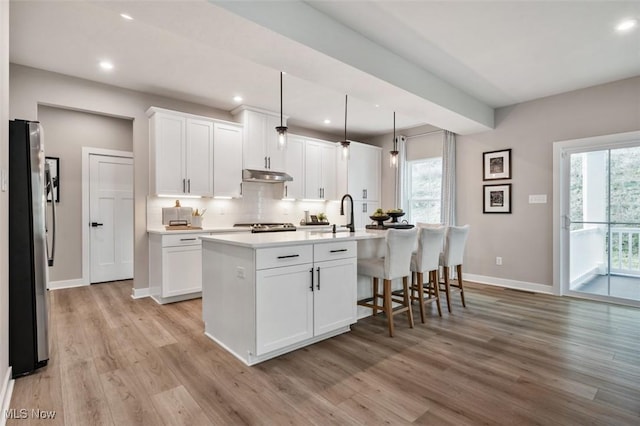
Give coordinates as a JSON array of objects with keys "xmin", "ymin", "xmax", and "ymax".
[
  {"xmin": 0, "ymin": 367, "xmax": 14, "ymax": 426},
  {"xmin": 465, "ymin": 273, "xmax": 557, "ymax": 295},
  {"xmin": 82, "ymin": 147, "xmax": 134, "ymax": 287},
  {"xmin": 47, "ymin": 278, "xmax": 87, "ymax": 290},
  {"xmin": 131, "ymin": 287, "xmax": 150, "ymax": 299}
]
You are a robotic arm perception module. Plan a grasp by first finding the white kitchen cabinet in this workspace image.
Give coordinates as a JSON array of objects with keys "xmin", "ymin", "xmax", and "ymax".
[
  {"xmin": 203, "ymin": 238, "xmax": 357, "ymax": 365},
  {"xmin": 313, "ymin": 256, "xmax": 358, "ymax": 335},
  {"xmin": 256, "ymin": 263, "xmax": 314, "ymax": 355},
  {"xmin": 284, "ymin": 135, "xmax": 305, "ymax": 199},
  {"xmin": 353, "ymin": 200, "xmax": 381, "ymax": 230},
  {"xmin": 149, "ymin": 108, "xmax": 214, "ymax": 197},
  {"xmin": 233, "ymin": 107, "xmax": 286, "ymax": 172},
  {"xmin": 149, "ymin": 233, "xmax": 206, "ymax": 304},
  {"xmin": 254, "ymin": 241, "xmax": 356, "ymax": 356},
  {"xmin": 348, "ymin": 142, "xmax": 381, "ymax": 202},
  {"xmin": 213, "ymin": 122, "xmax": 243, "ymax": 198},
  {"xmin": 304, "ymin": 140, "xmax": 337, "ymax": 200}
]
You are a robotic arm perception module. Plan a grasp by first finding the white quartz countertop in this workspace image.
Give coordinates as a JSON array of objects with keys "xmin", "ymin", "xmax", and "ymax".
[
  {"xmin": 147, "ymin": 227, "xmax": 248, "ymax": 235},
  {"xmin": 200, "ymin": 229, "xmax": 386, "ymax": 248}
]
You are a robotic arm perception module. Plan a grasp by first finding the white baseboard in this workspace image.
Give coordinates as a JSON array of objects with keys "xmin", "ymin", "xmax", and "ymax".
[
  {"xmin": 47, "ymin": 278, "xmax": 87, "ymax": 290},
  {"xmin": 1, "ymin": 367, "xmax": 14, "ymax": 426},
  {"xmin": 131, "ymin": 287, "xmax": 150, "ymax": 299},
  {"xmin": 465, "ymin": 273, "xmax": 557, "ymax": 295}
]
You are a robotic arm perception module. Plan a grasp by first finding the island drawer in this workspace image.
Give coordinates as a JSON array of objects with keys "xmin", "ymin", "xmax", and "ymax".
[
  {"xmin": 314, "ymin": 241, "xmax": 357, "ymax": 262},
  {"xmin": 256, "ymin": 245, "xmax": 313, "ymax": 270},
  {"xmin": 162, "ymin": 234, "xmax": 207, "ymax": 247}
]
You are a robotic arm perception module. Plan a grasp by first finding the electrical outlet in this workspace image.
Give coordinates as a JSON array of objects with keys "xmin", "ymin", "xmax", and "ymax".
[
  {"xmin": 236, "ymin": 267, "xmax": 245, "ymax": 279},
  {"xmin": 496, "ymin": 257, "xmax": 503, "ymax": 266}
]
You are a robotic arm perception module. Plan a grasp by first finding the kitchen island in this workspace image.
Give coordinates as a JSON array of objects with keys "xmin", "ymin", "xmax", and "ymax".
[{"xmin": 200, "ymin": 230, "xmax": 385, "ymax": 365}]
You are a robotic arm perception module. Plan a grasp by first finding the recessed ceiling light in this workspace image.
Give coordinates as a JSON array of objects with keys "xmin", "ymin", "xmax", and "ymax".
[
  {"xmin": 233, "ymin": 95, "xmax": 243, "ymax": 102},
  {"xmin": 374, "ymin": 104, "xmax": 380, "ymax": 108},
  {"xmin": 120, "ymin": 13, "xmax": 134, "ymax": 21},
  {"xmin": 616, "ymin": 18, "xmax": 638, "ymax": 32},
  {"xmin": 323, "ymin": 119, "xmax": 331, "ymax": 124},
  {"xmin": 99, "ymin": 61, "xmax": 114, "ymax": 71}
]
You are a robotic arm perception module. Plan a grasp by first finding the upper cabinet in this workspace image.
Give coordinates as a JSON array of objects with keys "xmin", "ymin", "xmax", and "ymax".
[
  {"xmin": 304, "ymin": 139, "xmax": 337, "ymax": 200},
  {"xmin": 149, "ymin": 109, "xmax": 213, "ymax": 197},
  {"xmin": 346, "ymin": 142, "xmax": 381, "ymax": 202},
  {"xmin": 233, "ymin": 107, "xmax": 286, "ymax": 172},
  {"xmin": 213, "ymin": 122, "xmax": 243, "ymax": 198},
  {"xmin": 284, "ymin": 135, "xmax": 305, "ymax": 200},
  {"xmin": 148, "ymin": 107, "xmax": 243, "ymax": 198}
]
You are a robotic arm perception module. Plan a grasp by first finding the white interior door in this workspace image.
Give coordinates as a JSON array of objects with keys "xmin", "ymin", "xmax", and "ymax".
[{"xmin": 90, "ymin": 154, "xmax": 133, "ymax": 283}]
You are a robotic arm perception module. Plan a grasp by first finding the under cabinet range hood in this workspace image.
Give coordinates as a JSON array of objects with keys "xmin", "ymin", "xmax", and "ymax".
[{"xmin": 242, "ymin": 169, "xmax": 293, "ymax": 183}]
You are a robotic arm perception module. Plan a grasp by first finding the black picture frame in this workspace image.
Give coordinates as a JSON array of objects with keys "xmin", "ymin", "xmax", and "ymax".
[
  {"xmin": 483, "ymin": 183, "xmax": 511, "ymax": 214},
  {"xmin": 45, "ymin": 156, "xmax": 60, "ymax": 203},
  {"xmin": 483, "ymin": 148, "xmax": 512, "ymax": 180}
]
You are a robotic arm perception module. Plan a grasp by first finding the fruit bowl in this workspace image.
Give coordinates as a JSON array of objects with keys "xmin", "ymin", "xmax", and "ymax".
[
  {"xmin": 369, "ymin": 215, "xmax": 390, "ymax": 226},
  {"xmin": 387, "ymin": 211, "xmax": 405, "ymax": 223}
]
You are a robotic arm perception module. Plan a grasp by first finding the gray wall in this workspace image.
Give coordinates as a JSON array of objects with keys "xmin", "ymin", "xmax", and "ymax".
[
  {"xmin": 10, "ymin": 64, "xmax": 234, "ymax": 291},
  {"xmin": 374, "ymin": 76, "xmax": 640, "ymax": 289},
  {"xmin": 38, "ymin": 106, "xmax": 133, "ymax": 281},
  {"xmin": 1, "ymin": 0, "xmax": 9, "ymax": 391}
]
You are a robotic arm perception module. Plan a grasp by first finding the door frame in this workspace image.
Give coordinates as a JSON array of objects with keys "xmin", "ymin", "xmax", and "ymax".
[
  {"xmin": 553, "ymin": 130, "xmax": 640, "ymax": 303},
  {"xmin": 82, "ymin": 147, "xmax": 134, "ymax": 286}
]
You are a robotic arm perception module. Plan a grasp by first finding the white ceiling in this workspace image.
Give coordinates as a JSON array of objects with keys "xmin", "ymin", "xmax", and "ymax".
[{"xmin": 9, "ymin": 1, "xmax": 640, "ymax": 139}]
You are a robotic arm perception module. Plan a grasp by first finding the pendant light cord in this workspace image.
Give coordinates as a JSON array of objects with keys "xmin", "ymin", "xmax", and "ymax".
[
  {"xmin": 344, "ymin": 94, "xmax": 348, "ymax": 142},
  {"xmin": 280, "ymin": 72, "xmax": 284, "ymax": 127}
]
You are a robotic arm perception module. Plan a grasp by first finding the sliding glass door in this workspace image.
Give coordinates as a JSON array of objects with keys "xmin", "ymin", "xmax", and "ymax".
[{"xmin": 566, "ymin": 145, "xmax": 640, "ymax": 303}]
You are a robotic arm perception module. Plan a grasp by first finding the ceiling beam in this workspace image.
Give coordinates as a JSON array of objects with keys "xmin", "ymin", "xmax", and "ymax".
[{"xmin": 212, "ymin": 0, "xmax": 494, "ymax": 134}]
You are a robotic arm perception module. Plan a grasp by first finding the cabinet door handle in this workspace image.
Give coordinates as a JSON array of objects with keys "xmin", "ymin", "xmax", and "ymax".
[
  {"xmin": 180, "ymin": 238, "xmax": 197, "ymax": 241},
  {"xmin": 285, "ymin": 185, "xmax": 288, "ymax": 198},
  {"xmin": 240, "ymin": 182, "xmax": 243, "ymax": 195},
  {"xmin": 316, "ymin": 267, "xmax": 321, "ymax": 290},
  {"xmin": 363, "ymin": 189, "xmax": 366, "ymax": 199},
  {"xmin": 329, "ymin": 249, "xmax": 347, "ymax": 253},
  {"xmin": 268, "ymin": 157, "xmax": 271, "ymax": 169},
  {"xmin": 188, "ymin": 179, "xmax": 191, "ymax": 193},
  {"xmin": 277, "ymin": 254, "xmax": 300, "ymax": 259},
  {"xmin": 310, "ymin": 268, "xmax": 314, "ymax": 292},
  {"xmin": 264, "ymin": 156, "xmax": 268, "ymax": 168},
  {"xmin": 183, "ymin": 178, "xmax": 186, "ymax": 193},
  {"xmin": 362, "ymin": 203, "xmax": 366, "ymax": 213}
]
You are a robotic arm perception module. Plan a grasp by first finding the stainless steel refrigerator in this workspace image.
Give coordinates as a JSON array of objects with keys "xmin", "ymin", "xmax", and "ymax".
[{"xmin": 9, "ymin": 119, "xmax": 56, "ymax": 377}]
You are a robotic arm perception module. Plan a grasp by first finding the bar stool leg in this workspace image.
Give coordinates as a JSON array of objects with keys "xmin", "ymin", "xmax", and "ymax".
[
  {"xmin": 384, "ymin": 279, "xmax": 394, "ymax": 337},
  {"xmin": 403, "ymin": 276, "xmax": 414, "ymax": 328},
  {"xmin": 416, "ymin": 272, "xmax": 425, "ymax": 323},
  {"xmin": 432, "ymin": 270, "xmax": 442, "ymax": 317},
  {"xmin": 443, "ymin": 266, "xmax": 452, "ymax": 313},
  {"xmin": 372, "ymin": 277, "xmax": 379, "ymax": 316},
  {"xmin": 457, "ymin": 264, "xmax": 466, "ymax": 307}
]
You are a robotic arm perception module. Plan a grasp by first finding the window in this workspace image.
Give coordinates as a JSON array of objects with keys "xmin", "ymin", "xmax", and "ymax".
[{"xmin": 406, "ymin": 157, "xmax": 442, "ymax": 224}]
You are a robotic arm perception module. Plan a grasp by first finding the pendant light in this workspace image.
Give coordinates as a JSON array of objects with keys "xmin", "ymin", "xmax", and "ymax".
[
  {"xmin": 389, "ymin": 111, "xmax": 399, "ymax": 168},
  {"xmin": 340, "ymin": 94, "xmax": 350, "ymax": 159},
  {"xmin": 275, "ymin": 71, "xmax": 288, "ymax": 150}
]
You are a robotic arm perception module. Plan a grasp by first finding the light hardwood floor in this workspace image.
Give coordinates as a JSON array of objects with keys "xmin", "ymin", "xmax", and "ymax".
[{"xmin": 7, "ymin": 280, "xmax": 640, "ymax": 425}]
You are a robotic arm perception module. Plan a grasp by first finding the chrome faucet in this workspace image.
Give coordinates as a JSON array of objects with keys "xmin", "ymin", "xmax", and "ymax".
[{"xmin": 340, "ymin": 194, "xmax": 355, "ymax": 233}]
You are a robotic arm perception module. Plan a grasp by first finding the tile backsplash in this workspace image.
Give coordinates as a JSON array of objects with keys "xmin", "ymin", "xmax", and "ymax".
[{"xmin": 147, "ymin": 182, "xmax": 346, "ymax": 229}]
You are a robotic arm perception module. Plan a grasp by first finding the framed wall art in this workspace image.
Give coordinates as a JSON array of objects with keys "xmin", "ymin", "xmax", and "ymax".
[
  {"xmin": 45, "ymin": 156, "xmax": 60, "ymax": 203},
  {"xmin": 483, "ymin": 148, "xmax": 511, "ymax": 180},
  {"xmin": 483, "ymin": 183, "xmax": 511, "ymax": 214}
]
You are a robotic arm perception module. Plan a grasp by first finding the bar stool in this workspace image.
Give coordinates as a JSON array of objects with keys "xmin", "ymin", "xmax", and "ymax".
[
  {"xmin": 410, "ymin": 225, "xmax": 446, "ymax": 323},
  {"xmin": 439, "ymin": 225, "xmax": 470, "ymax": 313},
  {"xmin": 357, "ymin": 228, "xmax": 418, "ymax": 337}
]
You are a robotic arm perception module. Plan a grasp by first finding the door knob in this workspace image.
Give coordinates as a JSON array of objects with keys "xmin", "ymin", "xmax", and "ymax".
[{"xmin": 91, "ymin": 222, "xmax": 104, "ymax": 227}]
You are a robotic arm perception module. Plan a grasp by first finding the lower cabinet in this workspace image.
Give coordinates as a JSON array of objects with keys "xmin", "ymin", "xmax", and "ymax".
[
  {"xmin": 149, "ymin": 233, "xmax": 207, "ymax": 304},
  {"xmin": 255, "ymin": 241, "xmax": 357, "ymax": 356}
]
